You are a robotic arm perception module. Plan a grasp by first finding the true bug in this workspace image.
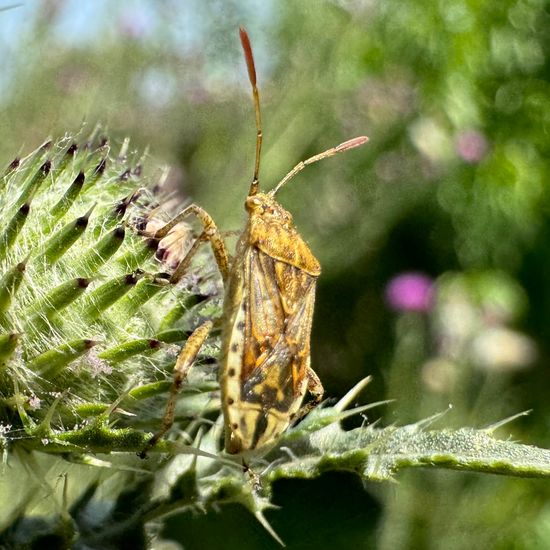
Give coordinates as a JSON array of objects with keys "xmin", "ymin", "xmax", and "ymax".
[{"xmin": 140, "ymin": 28, "xmax": 367, "ymax": 457}]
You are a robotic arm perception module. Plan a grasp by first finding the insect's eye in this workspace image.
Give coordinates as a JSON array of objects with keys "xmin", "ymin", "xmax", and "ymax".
[{"xmin": 245, "ymin": 196, "xmax": 263, "ymax": 212}]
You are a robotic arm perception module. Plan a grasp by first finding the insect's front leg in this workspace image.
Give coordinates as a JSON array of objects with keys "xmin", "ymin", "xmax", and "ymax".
[
  {"xmin": 139, "ymin": 320, "xmax": 213, "ymax": 458},
  {"xmin": 145, "ymin": 203, "xmax": 230, "ymax": 284}
]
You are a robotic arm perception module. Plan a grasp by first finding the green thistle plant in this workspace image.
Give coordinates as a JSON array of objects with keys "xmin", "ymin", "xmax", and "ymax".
[
  {"xmin": 0, "ymin": 132, "xmax": 221, "ymax": 459},
  {"xmin": 1, "ymin": 133, "xmax": 549, "ymax": 549}
]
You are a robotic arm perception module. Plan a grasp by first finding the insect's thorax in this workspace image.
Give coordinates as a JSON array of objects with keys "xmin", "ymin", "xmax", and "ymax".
[{"xmin": 242, "ymin": 193, "xmax": 321, "ymax": 277}]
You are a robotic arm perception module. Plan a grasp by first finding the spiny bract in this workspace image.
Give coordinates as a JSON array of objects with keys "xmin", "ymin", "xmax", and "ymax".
[{"xmin": 0, "ymin": 132, "xmax": 222, "ymax": 457}]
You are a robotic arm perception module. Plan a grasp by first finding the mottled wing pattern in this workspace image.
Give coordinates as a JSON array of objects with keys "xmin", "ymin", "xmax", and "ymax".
[{"xmin": 240, "ymin": 247, "xmax": 316, "ymax": 413}]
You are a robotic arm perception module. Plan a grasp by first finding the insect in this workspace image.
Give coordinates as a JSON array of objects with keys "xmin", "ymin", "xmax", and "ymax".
[{"xmin": 140, "ymin": 28, "xmax": 367, "ymax": 457}]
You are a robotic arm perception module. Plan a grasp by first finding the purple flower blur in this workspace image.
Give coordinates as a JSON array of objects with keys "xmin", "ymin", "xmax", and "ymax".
[
  {"xmin": 456, "ymin": 130, "xmax": 488, "ymax": 163},
  {"xmin": 385, "ymin": 272, "xmax": 435, "ymax": 312},
  {"xmin": 118, "ymin": 9, "xmax": 151, "ymax": 39}
]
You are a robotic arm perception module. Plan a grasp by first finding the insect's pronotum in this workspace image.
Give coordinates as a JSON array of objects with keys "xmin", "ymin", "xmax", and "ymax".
[{"xmin": 140, "ymin": 28, "xmax": 367, "ymax": 457}]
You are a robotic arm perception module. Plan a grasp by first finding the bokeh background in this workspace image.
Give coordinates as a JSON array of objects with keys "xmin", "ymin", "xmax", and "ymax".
[{"xmin": 2, "ymin": 0, "xmax": 550, "ymax": 548}]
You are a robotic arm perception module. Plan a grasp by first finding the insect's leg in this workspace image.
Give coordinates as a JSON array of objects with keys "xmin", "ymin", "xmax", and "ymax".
[
  {"xmin": 169, "ymin": 230, "xmax": 207, "ymax": 284},
  {"xmin": 243, "ymin": 460, "xmax": 263, "ymax": 492},
  {"xmin": 306, "ymin": 367, "xmax": 325, "ymax": 405},
  {"xmin": 149, "ymin": 204, "xmax": 229, "ymax": 283},
  {"xmin": 139, "ymin": 320, "xmax": 213, "ymax": 458},
  {"xmin": 292, "ymin": 367, "xmax": 325, "ymax": 423}
]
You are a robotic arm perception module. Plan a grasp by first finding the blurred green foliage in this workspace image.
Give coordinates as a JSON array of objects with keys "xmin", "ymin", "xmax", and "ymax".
[{"xmin": 2, "ymin": 0, "xmax": 550, "ymax": 548}]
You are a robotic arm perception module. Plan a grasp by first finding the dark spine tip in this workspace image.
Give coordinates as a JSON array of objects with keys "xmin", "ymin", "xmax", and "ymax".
[
  {"xmin": 98, "ymin": 136, "xmax": 108, "ymax": 148},
  {"xmin": 7, "ymin": 158, "xmax": 20, "ymax": 171},
  {"xmin": 20, "ymin": 203, "xmax": 31, "ymax": 215},
  {"xmin": 147, "ymin": 238, "xmax": 159, "ymax": 251},
  {"xmin": 83, "ymin": 339, "xmax": 98, "ymax": 348},
  {"xmin": 196, "ymin": 294, "xmax": 210, "ymax": 304},
  {"xmin": 133, "ymin": 164, "xmax": 142, "ymax": 177},
  {"xmin": 119, "ymin": 168, "xmax": 131, "ymax": 181},
  {"xmin": 113, "ymin": 226, "xmax": 125, "ymax": 240},
  {"xmin": 125, "ymin": 273, "xmax": 139, "ymax": 285},
  {"xmin": 75, "ymin": 215, "xmax": 89, "ymax": 228},
  {"xmin": 128, "ymin": 190, "xmax": 142, "ymax": 204},
  {"xmin": 114, "ymin": 200, "xmax": 128, "ymax": 218},
  {"xmin": 66, "ymin": 143, "xmax": 78, "ymax": 156},
  {"xmin": 94, "ymin": 158, "xmax": 107, "ymax": 176},
  {"xmin": 148, "ymin": 339, "xmax": 161, "ymax": 349},
  {"xmin": 16, "ymin": 261, "xmax": 27, "ymax": 272},
  {"xmin": 77, "ymin": 277, "xmax": 90, "ymax": 288},
  {"xmin": 41, "ymin": 140, "xmax": 53, "ymax": 151},
  {"xmin": 41, "ymin": 160, "xmax": 52, "ymax": 175},
  {"xmin": 74, "ymin": 171, "xmax": 85, "ymax": 186}
]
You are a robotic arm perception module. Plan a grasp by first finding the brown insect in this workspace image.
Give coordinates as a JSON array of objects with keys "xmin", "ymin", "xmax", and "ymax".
[{"xmin": 140, "ymin": 28, "xmax": 367, "ymax": 457}]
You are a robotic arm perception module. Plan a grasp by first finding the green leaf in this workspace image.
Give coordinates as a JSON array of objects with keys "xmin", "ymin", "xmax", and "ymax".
[{"xmin": 266, "ymin": 415, "xmax": 550, "ymax": 482}]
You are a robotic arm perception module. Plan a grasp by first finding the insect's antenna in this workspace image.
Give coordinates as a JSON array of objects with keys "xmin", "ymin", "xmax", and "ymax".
[
  {"xmin": 239, "ymin": 27, "xmax": 262, "ymax": 197},
  {"xmin": 269, "ymin": 136, "xmax": 369, "ymax": 196}
]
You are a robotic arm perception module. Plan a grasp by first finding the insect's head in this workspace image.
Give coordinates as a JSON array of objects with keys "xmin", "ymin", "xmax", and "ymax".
[{"xmin": 245, "ymin": 192, "xmax": 293, "ymax": 224}]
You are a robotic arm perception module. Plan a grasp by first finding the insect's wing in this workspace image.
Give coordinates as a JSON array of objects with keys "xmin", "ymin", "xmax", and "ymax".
[{"xmin": 242, "ymin": 248, "xmax": 316, "ymax": 411}]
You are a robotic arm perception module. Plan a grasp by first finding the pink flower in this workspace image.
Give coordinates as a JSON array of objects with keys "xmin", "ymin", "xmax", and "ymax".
[
  {"xmin": 456, "ymin": 130, "xmax": 488, "ymax": 163},
  {"xmin": 385, "ymin": 272, "xmax": 435, "ymax": 312},
  {"xmin": 118, "ymin": 10, "xmax": 151, "ymax": 39}
]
